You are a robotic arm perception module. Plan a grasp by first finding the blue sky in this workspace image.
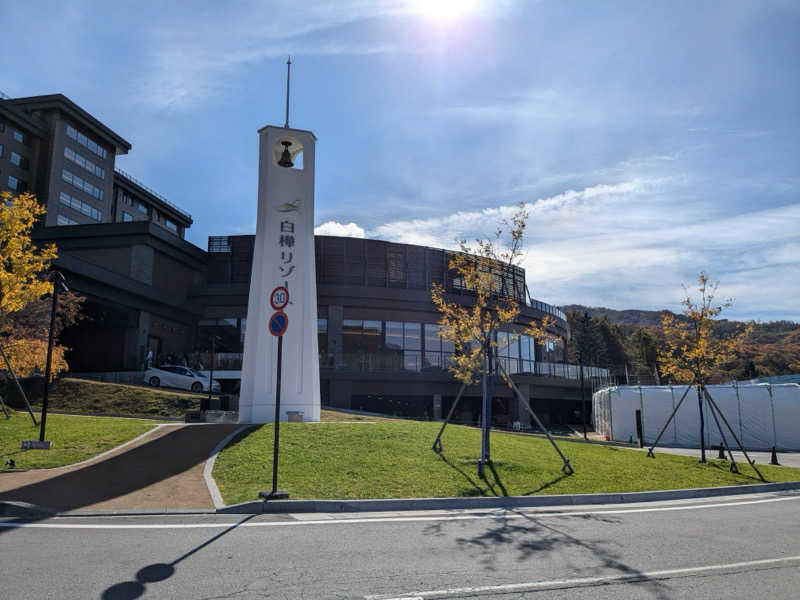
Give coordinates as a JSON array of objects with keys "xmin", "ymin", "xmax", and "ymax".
[{"xmin": 2, "ymin": 1, "xmax": 798, "ymax": 321}]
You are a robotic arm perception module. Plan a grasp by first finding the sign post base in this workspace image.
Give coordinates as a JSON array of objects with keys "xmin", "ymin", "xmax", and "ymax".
[
  {"xmin": 259, "ymin": 489, "xmax": 290, "ymax": 500},
  {"xmin": 22, "ymin": 440, "xmax": 51, "ymax": 450}
]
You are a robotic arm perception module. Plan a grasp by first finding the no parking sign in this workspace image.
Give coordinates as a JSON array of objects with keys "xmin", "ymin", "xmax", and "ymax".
[{"xmin": 268, "ymin": 311, "xmax": 289, "ymax": 336}]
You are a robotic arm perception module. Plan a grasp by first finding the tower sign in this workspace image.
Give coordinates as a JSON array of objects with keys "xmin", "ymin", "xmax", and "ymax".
[{"xmin": 238, "ymin": 124, "xmax": 320, "ymax": 423}]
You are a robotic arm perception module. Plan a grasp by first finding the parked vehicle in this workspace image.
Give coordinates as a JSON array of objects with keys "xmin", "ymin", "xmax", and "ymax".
[{"xmin": 144, "ymin": 365, "xmax": 221, "ymax": 393}]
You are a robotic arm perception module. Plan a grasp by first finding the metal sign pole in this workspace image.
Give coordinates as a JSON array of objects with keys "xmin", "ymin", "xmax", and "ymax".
[
  {"xmin": 39, "ymin": 278, "xmax": 60, "ymax": 443},
  {"xmin": 271, "ymin": 335, "xmax": 283, "ymax": 495},
  {"xmin": 260, "ymin": 292, "xmax": 290, "ymax": 501}
]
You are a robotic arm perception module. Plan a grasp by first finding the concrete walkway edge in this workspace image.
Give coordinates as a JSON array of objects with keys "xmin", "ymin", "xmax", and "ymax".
[
  {"xmin": 218, "ymin": 480, "xmax": 800, "ymax": 514},
  {"xmin": 203, "ymin": 425, "xmax": 254, "ymax": 509}
]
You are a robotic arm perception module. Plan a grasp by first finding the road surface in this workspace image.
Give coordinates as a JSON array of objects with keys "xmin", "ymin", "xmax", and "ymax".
[{"xmin": 2, "ymin": 491, "xmax": 799, "ymax": 599}]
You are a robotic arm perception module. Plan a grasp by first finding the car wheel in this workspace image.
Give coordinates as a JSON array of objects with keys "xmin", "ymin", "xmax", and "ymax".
[
  {"xmin": 191, "ymin": 382, "xmax": 203, "ymax": 393},
  {"xmin": 149, "ymin": 376, "xmax": 160, "ymax": 387}
]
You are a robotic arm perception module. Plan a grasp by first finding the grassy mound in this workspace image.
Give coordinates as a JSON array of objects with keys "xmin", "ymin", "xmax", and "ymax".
[
  {"xmin": 213, "ymin": 421, "xmax": 800, "ymax": 504},
  {"xmin": 25, "ymin": 377, "xmax": 203, "ymax": 418},
  {"xmin": 1, "ymin": 410, "xmax": 159, "ymax": 469}
]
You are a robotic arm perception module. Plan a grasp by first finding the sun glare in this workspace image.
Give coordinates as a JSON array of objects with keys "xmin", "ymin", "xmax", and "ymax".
[{"xmin": 410, "ymin": 0, "xmax": 482, "ymax": 21}]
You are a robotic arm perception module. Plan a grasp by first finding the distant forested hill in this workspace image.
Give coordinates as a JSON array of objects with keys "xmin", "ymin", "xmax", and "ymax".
[{"xmin": 560, "ymin": 305, "xmax": 800, "ymax": 381}]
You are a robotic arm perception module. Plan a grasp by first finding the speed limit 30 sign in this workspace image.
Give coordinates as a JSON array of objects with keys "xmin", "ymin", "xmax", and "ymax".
[{"xmin": 270, "ymin": 286, "xmax": 289, "ymax": 310}]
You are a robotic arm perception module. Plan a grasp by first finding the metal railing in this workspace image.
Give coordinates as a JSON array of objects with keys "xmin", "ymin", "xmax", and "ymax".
[
  {"xmin": 114, "ymin": 167, "xmax": 192, "ymax": 221},
  {"xmin": 527, "ymin": 299, "xmax": 566, "ymax": 322}
]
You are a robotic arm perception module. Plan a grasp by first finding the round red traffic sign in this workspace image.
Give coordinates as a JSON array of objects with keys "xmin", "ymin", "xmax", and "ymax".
[
  {"xmin": 270, "ymin": 286, "xmax": 290, "ymax": 310},
  {"xmin": 268, "ymin": 311, "xmax": 289, "ymax": 336}
]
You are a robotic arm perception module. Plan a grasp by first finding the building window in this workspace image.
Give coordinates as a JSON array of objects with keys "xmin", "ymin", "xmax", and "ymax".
[
  {"xmin": 136, "ymin": 201, "xmax": 148, "ymax": 215},
  {"xmin": 8, "ymin": 175, "xmax": 18, "ymax": 190},
  {"xmin": 9, "ymin": 151, "xmax": 28, "ymax": 170},
  {"xmin": 385, "ymin": 321, "xmax": 421, "ymax": 372},
  {"xmin": 61, "ymin": 168, "xmax": 103, "ymax": 200},
  {"xmin": 13, "ymin": 130, "xmax": 24, "ymax": 143},
  {"xmin": 119, "ymin": 190, "xmax": 133, "ymax": 205},
  {"xmin": 424, "ymin": 324, "xmax": 455, "ymax": 370},
  {"xmin": 57, "ymin": 214, "xmax": 79, "ymax": 226},
  {"xmin": 59, "ymin": 191, "xmax": 102, "ymax": 221},
  {"xmin": 165, "ymin": 218, "xmax": 178, "ymax": 232},
  {"xmin": 64, "ymin": 147, "xmax": 104, "ymax": 179},
  {"xmin": 66, "ymin": 124, "xmax": 108, "ymax": 159},
  {"xmin": 122, "ymin": 211, "xmax": 133, "ymax": 222},
  {"xmin": 0, "ymin": 143, "xmax": 4, "ymax": 158}
]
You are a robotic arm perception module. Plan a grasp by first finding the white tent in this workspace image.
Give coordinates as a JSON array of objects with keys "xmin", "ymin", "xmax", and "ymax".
[{"xmin": 593, "ymin": 383, "xmax": 800, "ymax": 451}]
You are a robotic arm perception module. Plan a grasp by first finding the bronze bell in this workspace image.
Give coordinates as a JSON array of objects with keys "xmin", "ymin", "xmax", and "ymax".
[{"xmin": 278, "ymin": 141, "xmax": 293, "ymax": 168}]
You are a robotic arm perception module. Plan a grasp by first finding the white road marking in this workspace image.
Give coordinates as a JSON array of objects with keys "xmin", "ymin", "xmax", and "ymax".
[
  {"xmin": 1, "ymin": 493, "xmax": 798, "ymax": 529},
  {"xmin": 364, "ymin": 555, "xmax": 800, "ymax": 599}
]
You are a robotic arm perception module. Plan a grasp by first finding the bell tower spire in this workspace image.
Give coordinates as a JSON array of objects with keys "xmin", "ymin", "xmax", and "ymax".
[{"xmin": 284, "ymin": 56, "xmax": 291, "ymax": 128}]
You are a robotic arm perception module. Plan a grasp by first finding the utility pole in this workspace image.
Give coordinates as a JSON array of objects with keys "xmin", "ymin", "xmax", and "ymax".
[
  {"xmin": 580, "ymin": 360, "xmax": 587, "ymax": 440},
  {"xmin": 208, "ymin": 335, "xmax": 217, "ymax": 404}
]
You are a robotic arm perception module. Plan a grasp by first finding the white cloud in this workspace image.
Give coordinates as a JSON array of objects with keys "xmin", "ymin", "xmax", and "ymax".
[
  {"xmin": 315, "ymin": 221, "xmax": 366, "ymax": 238},
  {"xmin": 329, "ymin": 178, "xmax": 800, "ymax": 321}
]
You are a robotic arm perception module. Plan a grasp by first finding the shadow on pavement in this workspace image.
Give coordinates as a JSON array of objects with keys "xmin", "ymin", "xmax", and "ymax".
[
  {"xmin": 0, "ymin": 424, "xmax": 241, "ymax": 525},
  {"xmin": 101, "ymin": 514, "xmax": 257, "ymax": 600},
  {"xmin": 424, "ymin": 509, "xmax": 672, "ymax": 599}
]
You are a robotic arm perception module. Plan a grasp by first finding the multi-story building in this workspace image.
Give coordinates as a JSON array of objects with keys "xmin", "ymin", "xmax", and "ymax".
[
  {"xmin": 4, "ymin": 92, "xmax": 610, "ymax": 425},
  {"xmin": 0, "ymin": 93, "xmax": 191, "ymax": 236}
]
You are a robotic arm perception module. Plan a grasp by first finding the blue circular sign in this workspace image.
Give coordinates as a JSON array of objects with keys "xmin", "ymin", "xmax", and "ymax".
[{"xmin": 268, "ymin": 311, "xmax": 289, "ymax": 336}]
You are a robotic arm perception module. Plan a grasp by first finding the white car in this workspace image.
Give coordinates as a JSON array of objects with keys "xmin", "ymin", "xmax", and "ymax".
[{"xmin": 144, "ymin": 365, "xmax": 221, "ymax": 393}]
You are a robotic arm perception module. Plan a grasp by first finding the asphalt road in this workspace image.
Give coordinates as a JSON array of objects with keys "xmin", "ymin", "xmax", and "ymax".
[{"xmin": 2, "ymin": 491, "xmax": 799, "ymax": 599}]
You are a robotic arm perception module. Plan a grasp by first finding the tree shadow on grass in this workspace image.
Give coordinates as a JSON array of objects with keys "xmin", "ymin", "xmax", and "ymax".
[
  {"xmin": 705, "ymin": 459, "xmax": 768, "ymax": 483},
  {"xmin": 435, "ymin": 452, "xmax": 492, "ymax": 497},
  {"xmin": 521, "ymin": 471, "xmax": 572, "ymax": 496}
]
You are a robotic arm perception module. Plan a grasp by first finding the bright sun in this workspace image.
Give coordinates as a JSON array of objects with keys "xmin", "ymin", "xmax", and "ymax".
[{"xmin": 410, "ymin": 0, "xmax": 482, "ymax": 21}]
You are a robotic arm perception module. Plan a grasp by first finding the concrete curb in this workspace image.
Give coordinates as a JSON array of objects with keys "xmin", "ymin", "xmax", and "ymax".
[
  {"xmin": 0, "ymin": 501, "xmax": 57, "ymax": 517},
  {"xmin": 202, "ymin": 425, "xmax": 255, "ymax": 509},
  {"xmin": 216, "ymin": 480, "xmax": 800, "ymax": 514}
]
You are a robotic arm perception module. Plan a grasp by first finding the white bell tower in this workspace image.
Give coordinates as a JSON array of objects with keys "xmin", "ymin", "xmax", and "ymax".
[{"xmin": 238, "ymin": 61, "xmax": 320, "ymax": 423}]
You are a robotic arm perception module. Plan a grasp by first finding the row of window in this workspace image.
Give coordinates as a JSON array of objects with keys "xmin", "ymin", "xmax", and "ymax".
[
  {"xmin": 59, "ymin": 191, "xmax": 102, "ymax": 221},
  {"xmin": 64, "ymin": 146, "xmax": 104, "ymax": 179},
  {"xmin": 62, "ymin": 168, "xmax": 103, "ymax": 200},
  {"xmin": 57, "ymin": 213, "xmax": 79, "ymax": 226},
  {"xmin": 323, "ymin": 318, "xmax": 540, "ymax": 374},
  {"xmin": 66, "ymin": 125, "xmax": 108, "ymax": 159},
  {"xmin": 119, "ymin": 189, "xmax": 148, "ymax": 215},
  {"xmin": 117, "ymin": 187, "xmax": 179, "ymax": 232}
]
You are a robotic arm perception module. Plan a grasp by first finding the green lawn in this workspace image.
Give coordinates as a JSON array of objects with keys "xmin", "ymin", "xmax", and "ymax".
[
  {"xmin": 213, "ymin": 420, "xmax": 800, "ymax": 505},
  {"xmin": 1, "ymin": 409, "xmax": 159, "ymax": 469},
  {"xmin": 26, "ymin": 377, "xmax": 202, "ymax": 418}
]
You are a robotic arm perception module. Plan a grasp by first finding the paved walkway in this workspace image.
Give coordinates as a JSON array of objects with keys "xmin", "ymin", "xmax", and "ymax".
[
  {"xmin": 635, "ymin": 445, "xmax": 800, "ymax": 468},
  {"xmin": 0, "ymin": 423, "xmax": 242, "ymax": 512}
]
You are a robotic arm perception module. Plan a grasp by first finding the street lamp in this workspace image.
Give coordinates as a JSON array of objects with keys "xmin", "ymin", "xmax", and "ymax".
[{"xmin": 39, "ymin": 271, "xmax": 68, "ymax": 443}]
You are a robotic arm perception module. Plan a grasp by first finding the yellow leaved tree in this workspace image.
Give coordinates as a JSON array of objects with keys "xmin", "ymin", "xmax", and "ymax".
[
  {"xmin": 430, "ymin": 204, "xmax": 553, "ymax": 387},
  {"xmin": 430, "ymin": 204, "xmax": 573, "ymax": 476},
  {"xmin": 0, "ymin": 191, "xmax": 70, "ymax": 378},
  {"xmin": 658, "ymin": 272, "xmax": 753, "ymax": 385}
]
